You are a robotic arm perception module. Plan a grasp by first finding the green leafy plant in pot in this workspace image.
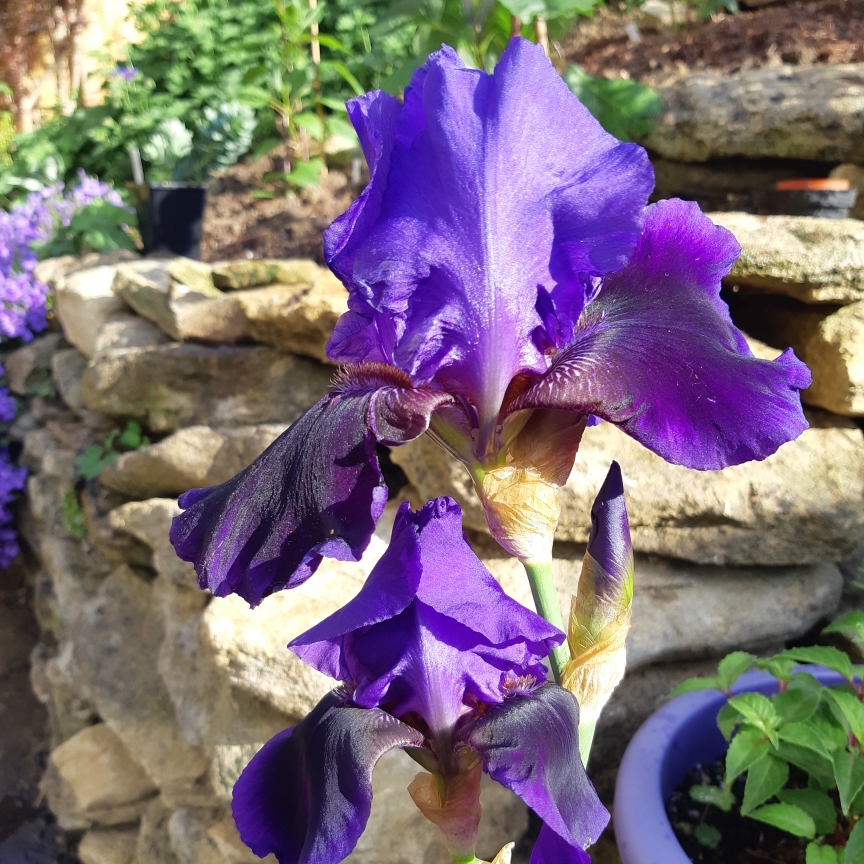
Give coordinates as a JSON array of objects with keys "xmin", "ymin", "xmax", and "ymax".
[{"xmin": 134, "ymin": 102, "xmax": 256, "ymax": 258}]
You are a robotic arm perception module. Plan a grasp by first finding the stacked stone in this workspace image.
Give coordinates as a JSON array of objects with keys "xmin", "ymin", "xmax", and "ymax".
[{"xmin": 12, "ymin": 233, "xmax": 863, "ymax": 863}]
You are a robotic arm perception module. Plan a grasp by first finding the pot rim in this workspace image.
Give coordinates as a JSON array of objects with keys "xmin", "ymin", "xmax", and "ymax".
[{"xmin": 612, "ymin": 665, "xmax": 845, "ymax": 864}]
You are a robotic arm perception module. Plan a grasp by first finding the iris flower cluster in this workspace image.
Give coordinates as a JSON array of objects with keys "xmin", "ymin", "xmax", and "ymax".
[{"xmin": 170, "ymin": 38, "xmax": 809, "ymax": 864}]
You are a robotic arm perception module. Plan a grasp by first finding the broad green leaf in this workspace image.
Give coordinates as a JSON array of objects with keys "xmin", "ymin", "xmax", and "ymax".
[
  {"xmin": 778, "ymin": 722, "xmax": 831, "ymax": 759},
  {"xmin": 775, "ymin": 741, "xmax": 836, "ymax": 790},
  {"xmin": 807, "ymin": 843, "xmax": 841, "ymax": 864},
  {"xmin": 747, "ymin": 803, "xmax": 816, "ymax": 838},
  {"xmin": 690, "ymin": 783, "xmax": 734, "ymax": 812},
  {"xmin": 824, "ymin": 688, "xmax": 864, "ymax": 744},
  {"xmin": 694, "ymin": 824, "xmax": 721, "ymax": 849},
  {"xmin": 669, "ymin": 677, "xmax": 719, "ymax": 698},
  {"xmin": 718, "ymin": 652, "xmax": 756, "ymax": 690},
  {"xmin": 742, "ymin": 753, "xmax": 789, "ymax": 815},
  {"xmin": 832, "ymin": 750, "xmax": 864, "ymax": 814},
  {"xmin": 789, "ymin": 672, "xmax": 825, "ymax": 698},
  {"xmin": 781, "ymin": 647, "xmax": 856, "ymax": 683},
  {"xmin": 285, "ymin": 158, "xmax": 325, "ymax": 189},
  {"xmin": 562, "ymin": 65, "xmax": 661, "ymax": 143},
  {"xmin": 823, "ymin": 611, "xmax": 864, "ymax": 646},
  {"xmin": 775, "ymin": 688, "xmax": 819, "ymax": 725},
  {"xmin": 847, "ymin": 819, "xmax": 864, "ymax": 864},
  {"xmin": 728, "ymin": 693, "xmax": 780, "ymax": 743},
  {"xmin": 294, "ymin": 112, "xmax": 325, "ymax": 142},
  {"xmin": 807, "ymin": 707, "xmax": 851, "ymax": 753},
  {"xmin": 498, "ymin": 0, "xmax": 596, "ymax": 23},
  {"xmin": 717, "ymin": 702, "xmax": 742, "ymax": 741},
  {"xmin": 726, "ymin": 728, "xmax": 771, "ymax": 783},
  {"xmin": 778, "ymin": 788, "xmax": 837, "ymax": 836}
]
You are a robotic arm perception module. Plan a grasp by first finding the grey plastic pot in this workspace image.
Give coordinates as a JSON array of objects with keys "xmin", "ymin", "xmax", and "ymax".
[{"xmin": 612, "ymin": 666, "xmax": 844, "ymax": 864}]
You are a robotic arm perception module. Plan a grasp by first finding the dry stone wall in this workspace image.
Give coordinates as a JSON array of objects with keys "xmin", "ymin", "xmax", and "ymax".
[{"xmin": 12, "ymin": 231, "xmax": 863, "ymax": 863}]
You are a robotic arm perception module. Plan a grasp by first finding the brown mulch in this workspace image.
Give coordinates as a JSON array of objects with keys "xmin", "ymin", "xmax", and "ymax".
[
  {"xmin": 200, "ymin": 144, "xmax": 360, "ymax": 263},
  {"xmin": 568, "ymin": 0, "xmax": 864, "ymax": 84}
]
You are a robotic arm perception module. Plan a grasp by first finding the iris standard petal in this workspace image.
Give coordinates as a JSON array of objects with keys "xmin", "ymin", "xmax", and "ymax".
[
  {"xmin": 327, "ymin": 38, "xmax": 653, "ymax": 445},
  {"xmin": 530, "ymin": 825, "xmax": 591, "ymax": 864},
  {"xmin": 461, "ymin": 683, "xmax": 609, "ymax": 850},
  {"xmin": 510, "ymin": 199, "xmax": 811, "ymax": 470},
  {"xmin": 585, "ymin": 461, "xmax": 632, "ymax": 602},
  {"xmin": 170, "ymin": 370, "xmax": 450, "ymax": 606},
  {"xmin": 292, "ymin": 498, "xmax": 561, "ymax": 736},
  {"xmin": 232, "ymin": 691, "xmax": 424, "ymax": 864}
]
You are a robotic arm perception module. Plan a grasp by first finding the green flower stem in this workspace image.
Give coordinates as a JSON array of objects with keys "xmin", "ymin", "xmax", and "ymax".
[
  {"xmin": 579, "ymin": 721, "xmax": 597, "ymax": 766},
  {"xmin": 522, "ymin": 559, "xmax": 571, "ymax": 683}
]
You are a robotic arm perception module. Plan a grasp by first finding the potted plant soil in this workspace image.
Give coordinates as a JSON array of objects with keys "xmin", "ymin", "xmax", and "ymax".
[
  {"xmin": 132, "ymin": 102, "xmax": 255, "ymax": 258},
  {"xmin": 614, "ymin": 613, "xmax": 864, "ymax": 864}
]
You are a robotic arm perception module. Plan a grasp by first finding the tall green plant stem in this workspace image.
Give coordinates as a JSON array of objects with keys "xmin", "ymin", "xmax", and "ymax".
[{"xmin": 522, "ymin": 559, "xmax": 571, "ymax": 683}]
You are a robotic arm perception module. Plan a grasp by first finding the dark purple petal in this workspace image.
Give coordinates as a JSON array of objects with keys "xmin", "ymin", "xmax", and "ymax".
[
  {"xmin": 510, "ymin": 199, "xmax": 811, "ymax": 470},
  {"xmin": 461, "ymin": 683, "xmax": 609, "ymax": 850},
  {"xmin": 326, "ymin": 38, "xmax": 653, "ymax": 447},
  {"xmin": 586, "ymin": 461, "xmax": 632, "ymax": 602},
  {"xmin": 232, "ymin": 691, "xmax": 424, "ymax": 864},
  {"xmin": 170, "ymin": 371, "xmax": 449, "ymax": 606},
  {"xmin": 531, "ymin": 825, "xmax": 591, "ymax": 864},
  {"xmin": 291, "ymin": 498, "xmax": 562, "ymax": 736}
]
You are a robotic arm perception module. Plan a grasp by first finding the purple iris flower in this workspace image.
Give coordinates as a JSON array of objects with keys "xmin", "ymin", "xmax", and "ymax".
[
  {"xmin": 170, "ymin": 38, "xmax": 810, "ymax": 604},
  {"xmin": 232, "ymin": 498, "xmax": 606, "ymax": 864},
  {"xmin": 112, "ymin": 65, "xmax": 138, "ymax": 82}
]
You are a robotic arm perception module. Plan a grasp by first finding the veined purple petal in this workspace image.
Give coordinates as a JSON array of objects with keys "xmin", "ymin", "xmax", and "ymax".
[
  {"xmin": 326, "ymin": 38, "xmax": 653, "ymax": 449},
  {"xmin": 461, "ymin": 683, "xmax": 609, "ymax": 850},
  {"xmin": 291, "ymin": 498, "xmax": 562, "ymax": 738},
  {"xmin": 586, "ymin": 461, "xmax": 632, "ymax": 601},
  {"xmin": 232, "ymin": 691, "xmax": 423, "ymax": 864},
  {"xmin": 531, "ymin": 825, "xmax": 592, "ymax": 864},
  {"xmin": 170, "ymin": 369, "xmax": 450, "ymax": 606},
  {"xmin": 510, "ymin": 199, "xmax": 811, "ymax": 470}
]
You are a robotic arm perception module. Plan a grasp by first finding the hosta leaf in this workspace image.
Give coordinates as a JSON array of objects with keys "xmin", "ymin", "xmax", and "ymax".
[
  {"xmin": 832, "ymin": 750, "xmax": 864, "ymax": 814},
  {"xmin": 690, "ymin": 783, "xmax": 735, "ymax": 812},
  {"xmin": 726, "ymin": 728, "xmax": 771, "ymax": 783},
  {"xmin": 778, "ymin": 788, "xmax": 837, "ymax": 836},
  {"xmin": 747, "ymin": 803, "xmax": 816, "ymax": 838},
  {"xmin": 742, "ymin": 753, "xmax": 789, "ymax": 815}
]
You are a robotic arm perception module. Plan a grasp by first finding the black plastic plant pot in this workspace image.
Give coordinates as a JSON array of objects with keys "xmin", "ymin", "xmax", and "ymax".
[
  {"xmin": 133, "ymin": 183, "xmax": 208, "ymax": 259},
  {"xmin": 762, "ymin": 179, "xmax": 858, "ymax": 219}
]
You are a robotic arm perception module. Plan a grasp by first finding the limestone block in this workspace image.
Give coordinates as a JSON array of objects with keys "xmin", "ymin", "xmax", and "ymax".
[
  {"xmin": 166, "ymin": 285, "xmax": 250, "ymax": 343},
  {"xmin": 168, "ymin": 258, "xmax": 218, "ymax": 295},
  {"xmin": 94, "ymin": 313, "xmax": 170, "ymax": 355},
  {"xmin": 234, "ymin": 271, "xmax": 348, "ymax": 362},
  {"xmin": 109, "ymin": 498, "xmax": 197, "ymax": 587},
  {"xmin": 56, "ymin": 264, "xmax": 127, "ymax": 357},
  {"xmin": 211, "ymin": 258, "xmax": 321, "ymax": 290},
  {"xmin": 73, "ymin": 567, "xmax": 211, "ymax": 803},
  {"xmin": 202, "ymin": 547, "xmax": 386, "ymax": 719},
  {"xmin": 47, "ymin": 723, "xmax": 157, "ymax": 827},
  {"xmin": 4, "ymin": 333, "xmax": 63, "ymax": 394},
  {"xmin": 78, "ymin": 827, "xmax": 139, "ymax": 864},
  {"xmin": 112, "ymin": 260, "xmax": 173, "ymax": 323},
  {"xmin": 710, "ymin": 212, "xmax": 864, "ymax": 304},
  {"xmin": 473, "ymin": 533, "xmax": 844, "ymax": 669},
  {"xmin": 732, "ymin": 294, "xmax": 864, "ymax": 415},
  {"xmin": 644, "ymin": 64, "xmax": 864, "ymax": 163},
  {"xmin": 391, "ymin": 419, "xmax": 864, "ymax": 566},
  {"xmin": 100, "ymin": 424, "xmax": 286, "ymax": 499},
  {"xmin": 52, "ymin": 348, "xmax": 88, "ymax": 412},
  {"xmin": 80, "ymin": 344, "xmax": 332, "ymax": 431},
  {"xmin": 138, "ymin": 798, "xmax": 181, "ymax": 864}
]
